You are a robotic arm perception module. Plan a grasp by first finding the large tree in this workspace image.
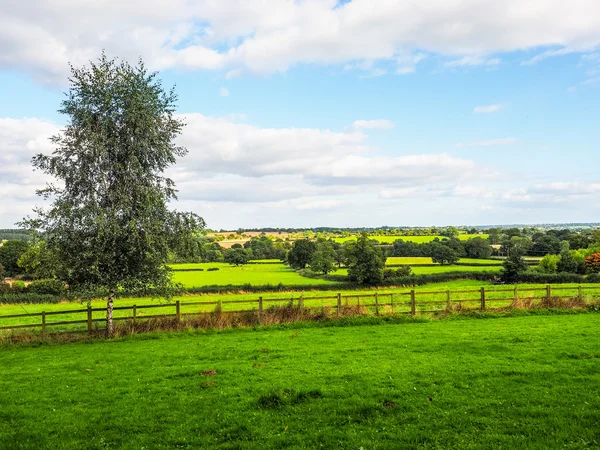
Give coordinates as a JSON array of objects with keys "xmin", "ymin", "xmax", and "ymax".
[
  {"xmin": 22, "ymin": 54, "xmax": 204, "ymax": 336},
  {"xmin": 0, "ymin": 240, "xmax": 29, "ymax": 277},
  {"xmin": 346, "ymin": 233, "xmax": 385, "ymax": 284}
]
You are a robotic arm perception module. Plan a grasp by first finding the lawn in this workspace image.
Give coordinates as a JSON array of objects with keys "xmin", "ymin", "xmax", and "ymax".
[
  {"xmin": 1, "ymin": 314, "xmax": 599, "ymax": 449},
  {"xmin": 170, "ymin": 263, "xmax": 334, "ymax": 287},
  {"xmin": 332, "ymin": 234, "xmax": 488, "ymax": 244}
]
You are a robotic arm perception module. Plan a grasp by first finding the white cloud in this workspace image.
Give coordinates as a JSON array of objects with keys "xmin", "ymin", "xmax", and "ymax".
[
  {"xmin": 3, "ymin": 1, "xmax": 600, "ymax": 82},
  {"xmin": 473, "ymin": 104, "xmax": 506, "ymax": 114},
  {"xmin": 456, "ymin": 138, "xmax": 517, "ymax": 147},
  {"xmin": 352, "ymin": 119, "xmax": 394, "ymax": 130},
  {"xmin": 219, "ymin": 87, "xmax": 229, "ymax": 97},
  {"xmin": 521, "ymin": 48, "xmax": 574, "ymax": 66}
]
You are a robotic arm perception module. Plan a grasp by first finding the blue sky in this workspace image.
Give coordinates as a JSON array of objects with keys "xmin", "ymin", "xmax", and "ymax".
[{"xmin": 1, "ymin": 0, "xmax": 599, "ymax": 229}]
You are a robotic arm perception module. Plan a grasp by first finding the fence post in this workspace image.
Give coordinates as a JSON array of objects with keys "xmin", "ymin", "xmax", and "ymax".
[
  {"xmin": 375, "ymin": 292, "xmax": 379, "ymax": 315},
  {"xmin": 546, "ymin": 285, "xmax": 551, "ymax": 302},
  {"xmin": 480, "ymin": 287, "xmax": 486, "ymax": 311},
  {"xmin": 258, "ymin": 296, "xmax": 263, "ymax": 321},
  {"xmin": 41, "ymin": 311, "xmax": 46, "ymax": 337},
  {"xmin": 410, "ymin": 290, "xmax": 416, "ymax": 316},
  {"xmin": 87, "ymin": 305, "xmax": 93, "ymax": 334},
  {"xmin": 446, "ymin": 290, "xmax": 451, "ymax": 311},
  {"xmin": 578, "ymin": 286, "xmax": 583, "ymax": 303},
  {"xmin": 513, "ymin": 287, "xmax": 518, "ymax": 305},
  {"xmin": 337, "ymin": 293, "xmax": 342, "ymax": 316},
  {"xmin": 133, "ymin": 305, "xmax": 137, "ymax": 324},
  {"xmin": 390, "ymin": 293, "xmax": 394, "ymax": 314},
  {"xmin": 299, "ymin": 294, "xmax": 304, "ymax": 309},
  {"xmin": 176, "ymin": 300, "xmax": 181, "ymax": 322}
]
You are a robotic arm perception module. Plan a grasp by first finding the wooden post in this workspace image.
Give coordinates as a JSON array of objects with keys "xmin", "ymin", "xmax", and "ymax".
[
  {"xmin": 337, "ymin": 293, "xmax": 342, "ymax": 316},
  {"xmin": 578, "ymin": 285, "xmax": 583, "ymax": 302},
  {"xmin": 87, "ymin": 305, "xmax": 93, "ymax": 334},
  {"xmin": 513, "ymin": 287, "xmax": 518, "ymax": 305},
  {"xmin": 258, "ymin": 296, "xmax": 263, "ymax": 322},
  {"xmin": 298, "ymin": 294, "xmax": 304, "ymax": 309},
  {"xmin": 410, "ymin": 290, "xmax": 416, "ymax": 316},
  {"xmin": 390, "ymin": 294, "xmax": 394, "ymax": 314},
  {"xmin": 546, "ymin": 285, "xmax": 551, "ymax": 302},
  {"xmin": 480, "ymin": 287, "xmax": 486, "ymax": 311},
  {"xmin": 446, "ymin": 290, "xmax": 451, "ymax": 311},
  {"xmin": 375, "ymin": 292, "xmax": 379, "ymax": 315},
  {"xmin": 133, "ymin": 305, "xmax": 137, "ymax": 324},
  {"xmin": 176, "ymin": 300, "xmax": 181, "ymax": 322},
  {"xmin": 41, "ymin": 311, "xmax": 46, "ymax": 337}
]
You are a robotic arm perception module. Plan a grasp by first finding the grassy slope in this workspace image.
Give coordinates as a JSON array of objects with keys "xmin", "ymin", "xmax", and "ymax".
[{"xmin": 1, "ymin": 314, "xmax": 599, "ymax": 449}]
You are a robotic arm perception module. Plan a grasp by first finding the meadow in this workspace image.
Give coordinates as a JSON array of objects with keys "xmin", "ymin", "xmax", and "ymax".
[
  {"xmin": 1, "ymin": 313, "xmax": 599, "ymax": 449},
  {"xmin": 332, "ymin": 233, "xmax": 488, "ymax": 244}
]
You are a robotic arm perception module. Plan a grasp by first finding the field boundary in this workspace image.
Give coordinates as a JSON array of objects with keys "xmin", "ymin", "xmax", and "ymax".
[{"xmin": 1, "ymin": 285, "xmax": 599, "ymax": 337}]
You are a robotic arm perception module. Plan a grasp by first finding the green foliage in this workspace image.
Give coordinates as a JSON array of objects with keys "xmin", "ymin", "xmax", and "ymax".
[
  {"xmin": 0, "ymin": 240, "xmax": 29, "ymax": 277},
  {"xmin": 537, "ymin": 254, "xmax": 559, "ymax": 273},
  {"xmin": 464, "ymin": 237, "xmax": 493, "ymax": 259},
  {"xmin": 287, "ymin": 239, "xmax": 316, "ymax": 269},
  {"xmin": 10, "ymin": 281, "xmax": 26, "ymax": 293},
  {"xmin": 501, "ymin": 249, "xmax": 528, "ymax": 282},
  {"xmin": 346, "ymin": 233, "xmax": 385, "ymax": 284},
  {"xmin": 0, "ymin": 264, "xmax": 4, "ymax": 282},
  {"xmin": 224, "ymin": 248, "xmax": 251, "ymax": 266},
  {"xmin": 383, "ymin": 265, "xmax": 412, "ymax": 279},
  {"xmin": 430, "ymin": 243, "xmax": 459, "ymax": 265},
  {"xmin": 20, "ymin": 54, "xmax": 203, "ymax": 303},
  {"xmin": 309, "ymin": 241, "xmax": 337, "ymax": 275},
  {"xmin": 27, "ymin": 279, "xmax": 66, "ymax": 296},
  {"xmin": 17, "ymin": 241, "xmax": 57, "ymax": 279},
  {"xmin": 557, "ymin": 249, "xmax": 582, "ymax": 274}
]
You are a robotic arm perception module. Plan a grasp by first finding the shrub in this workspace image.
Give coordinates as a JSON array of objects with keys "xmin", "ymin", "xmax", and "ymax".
[
  {"xmin": 28, "ymin": 279, "xmax": 65, "ymax": 295},
  {"xmin": 11, "ymin": 280, "xmax": 27, "ymax": 293},
  {"xmin": 207, "ymin": 267, "xmax": 220, "ymax": 272}
]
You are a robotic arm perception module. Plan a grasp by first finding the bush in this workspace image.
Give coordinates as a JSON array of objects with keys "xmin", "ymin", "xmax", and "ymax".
[
  {"xmin": 207, "ymin": 267, "xmax": 220, "ymax": 272},
  {"xmin": 0, "ymin": 282, "xmax": 10, "ymax": 293},
  {"xmin": 28, "ymin": 279, "xmax": 65, "ymax": 295},
  {"xmin": 11, "ymin": 280, "xmax": 27, "ymax": 293}
]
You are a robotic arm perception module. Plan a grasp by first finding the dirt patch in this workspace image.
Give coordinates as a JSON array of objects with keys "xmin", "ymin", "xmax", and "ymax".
[
  {"xmin": 200, "ymin": 370, "xmax": 217, "ymax": 376},
  {"xmin": 383, "ymin": 401, "xmax": 396, "ymax": 409}
]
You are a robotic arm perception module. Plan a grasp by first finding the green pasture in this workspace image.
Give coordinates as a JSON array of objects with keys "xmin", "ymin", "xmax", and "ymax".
[
  {"xmin": 170, "ymin": 263, "xmax": 334, "ymax": 287},
  {"xmin": 332, "ymin": 234, "xmax": 488, "ymax": 244},
  {"xmin": 386, "ymin": 257, "xmax": 502, "ymax": 265},
  {"xmin": 1, "ymin": 314, "xmax": 599, "ymax": 449}
]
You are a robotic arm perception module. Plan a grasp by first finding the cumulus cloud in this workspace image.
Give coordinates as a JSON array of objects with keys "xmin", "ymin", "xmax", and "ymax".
[
  {"xmin": 473, "ymin": 104, "xmax": 506, "ymax": 114},
  {"xmin": 456, "ymin": 138, "xmax": 517, "ymax": 147},
  {"xmin": 3, "ymin": 0, "xmax": 600, "ymax": 82}
]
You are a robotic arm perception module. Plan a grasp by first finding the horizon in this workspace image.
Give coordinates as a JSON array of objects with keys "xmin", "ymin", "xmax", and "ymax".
[{"xmin": 2, "ymin": 1, "xmax": 600, "ymax": 229}]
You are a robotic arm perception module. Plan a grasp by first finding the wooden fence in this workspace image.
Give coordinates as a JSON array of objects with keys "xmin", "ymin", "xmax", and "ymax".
[{"xmin": 1, "ymin": 285, "xmax": 599, "ymax": 336}]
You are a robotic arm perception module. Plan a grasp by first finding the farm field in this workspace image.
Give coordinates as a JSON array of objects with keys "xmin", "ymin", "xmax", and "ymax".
[
  {"xmin": 170, "ymin": 263, "xmax": 334, "ymax": 287},
  {"xmin": 332, "ymin": 234, "xmax": 488, "ymax": 244},
  {"xmin": 2, "ymin": 282, "xmax": 600, "ymax": 333},
  {"xmin": 386, "ymin": 257, "xmax": 503, "ymax": 265},
  {"xmin": 1, "ymin": 314, "xmax": 599, "ymax": 449}
]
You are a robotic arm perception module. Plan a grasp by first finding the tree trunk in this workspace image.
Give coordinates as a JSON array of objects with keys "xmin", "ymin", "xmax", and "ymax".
[{"xmin": 106, "ymin": 292, "xmax": 115, "ymax": 338}]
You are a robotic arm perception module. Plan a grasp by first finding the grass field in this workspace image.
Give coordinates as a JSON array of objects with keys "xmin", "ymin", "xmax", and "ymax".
[
  {"xmin": 386, "ymin": 257, "xmax": 503, "ymax": 265},
  {"xmin": 1, "ymin": 313, "xmax": 599, "ymax": 449},
  {"xmin": 170, "ymin": 263, "xmax": 334, "ymax": 287},
  {"xmin": 332, "ymin": 234, "xmax": 488, "ymax": 244}
]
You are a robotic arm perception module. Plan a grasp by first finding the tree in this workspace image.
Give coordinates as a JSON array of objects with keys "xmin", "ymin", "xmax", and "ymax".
[
  {"xmin": 430, "ymin": 243, "xmax": 459, "ymax": 265},
  {"xmin": 530, "ymin": 235, "xmax": 561, "ymax": 256},
  {"xmin": 287, "ymin": 239, "xmax": 316, "ymax": 269},
  {"xmin": 584, "ymin": 253, "xmax": 600, "ymax": 273},
  {"xmin": 0, "ymin": 263, "xmax": 4, "ymax": 282},
  {"xmin": 17, "ymin": 240, "xmax": 58, "ymax": 279},
  {"xmin": 224, "ymin": 248, "xmax": 250, "ymax": 266},
  {"xmin": 346, "ymin": 233, "xmax": 385, "ymax": 284},
  {"xmin": 309, "ymin": 241, "xmax": 337, "ymax": 275},
  {"xmin": 557, "ymin": 249, "xmax": 580, "ymax": 274},
  {"xmin": 501, "ymin": 248, "xmax": 528, "ymax": 282},
  {"xmin": 0, "ymin": 240, "xmax": 29, "ymax": 277},
  {"xmin": 21, "ymin": 54, "xmax": 203, "ymax": 337},
  {"xmin": 537, "ymin": 254, "xmax": 559, "ymax": 273},
  {"xmin": 464, "ymin": 237, "xmax": 492, "ymax": 259}
]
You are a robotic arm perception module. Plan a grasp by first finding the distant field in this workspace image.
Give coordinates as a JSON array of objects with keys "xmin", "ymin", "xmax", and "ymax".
[
  {"xmin": 338, "ymin": 265, "xmax": 502, "ymax": 276},
  {"xmin": 2, "ymin": 314, "xmax": 599, "ymax": 448},
  {"xmin": 333, "ymin": 234, "xmax": 488, "ymax": 244},
  {"xmin": 170, "ymin": 263, "xmax": 333, "ymax": 287},
  {"xmin": 386, "ymin": 257, "xmax": 502, "ymax": 266}
]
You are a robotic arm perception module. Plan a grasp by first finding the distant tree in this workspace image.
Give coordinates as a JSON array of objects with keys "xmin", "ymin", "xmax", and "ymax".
[
  {"xmin": 430, "ymin": 243, "xmax": 459, "ymax": 265},
  {"xmin": 346, "ymin": 233, "xmax": 385, "ymax": 284},
  {"xmin": 537, "ymin": 254, "xmax": 559, "ymax": 273},
  {"xmin": 464, "ymin": 237, "xmax": 493, "ymax": 259},
  {"xmin": 530, "ymin": 235, "xmax": 562, "ymax": 256},
  {"xmin": 224, "ymin": 248, "xmax": 250, "ymax": 266},
  {"xmin": 309, "ymin": 241, "xmax": 337, "ymax": 275},
  {"xmin": 20, "ymin": 54, "xmax": 204, "ymax": 337},
  {"xmin": 557, "ymin": 249, "xmax": 580, "ymax": 274},
  {"xmin": 442, "ymin": 238, "xmax": 466, "ymax": 257},
  {"xmin": 231, "ymin": 243, "xmax": 243, "ymax": 249},
  {"xmin": 501, "ymin": 248, "xmax": 528, "ymax": 282},
  {"xmin": 0, "ymin": 240, "xmax": 29, "ymax": 277},
  {"xmin": 584, "ymin": 253, "xmax": 600, "ymax": 273},
  {"xmin": 17, "ymin": 240, "xmax": 58, "ymax": 279},
  {"xmin": 287, "ymin": 239, "xmax": 316, "ymax": 269},
  {"xmin": 568, "ymin": 233, "xmax": 590, "ymax": 250}
]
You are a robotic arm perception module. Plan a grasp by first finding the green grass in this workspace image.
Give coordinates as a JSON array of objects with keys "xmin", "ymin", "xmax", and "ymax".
[
  {"xmin": 170, "ymin": 263, "xmax": 335, "ymax": 287},
  {"xmin": 1, "ymin": 314, "xmax": 599, "ymax": 449},
  {"xmin": 338, "ymin": 265, "xmax": 502, "ymax": 275},
  {"xmin": 386, "ymin": 257, "xmax": 503, "ymax": 265},
  {"xmin": 333, "ymin": 234, "xmax": 488, "ymax": 244}
]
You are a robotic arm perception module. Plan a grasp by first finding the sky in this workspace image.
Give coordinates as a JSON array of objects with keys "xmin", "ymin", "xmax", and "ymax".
[{"xmin": 1, "ymin": 0, "xmax": 599, "ymax": 230}]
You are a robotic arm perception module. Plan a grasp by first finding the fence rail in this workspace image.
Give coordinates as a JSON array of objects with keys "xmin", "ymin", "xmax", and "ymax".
[{"xmin": 1, "ymin": 284, "xmax": 599, "ymax": 336}]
